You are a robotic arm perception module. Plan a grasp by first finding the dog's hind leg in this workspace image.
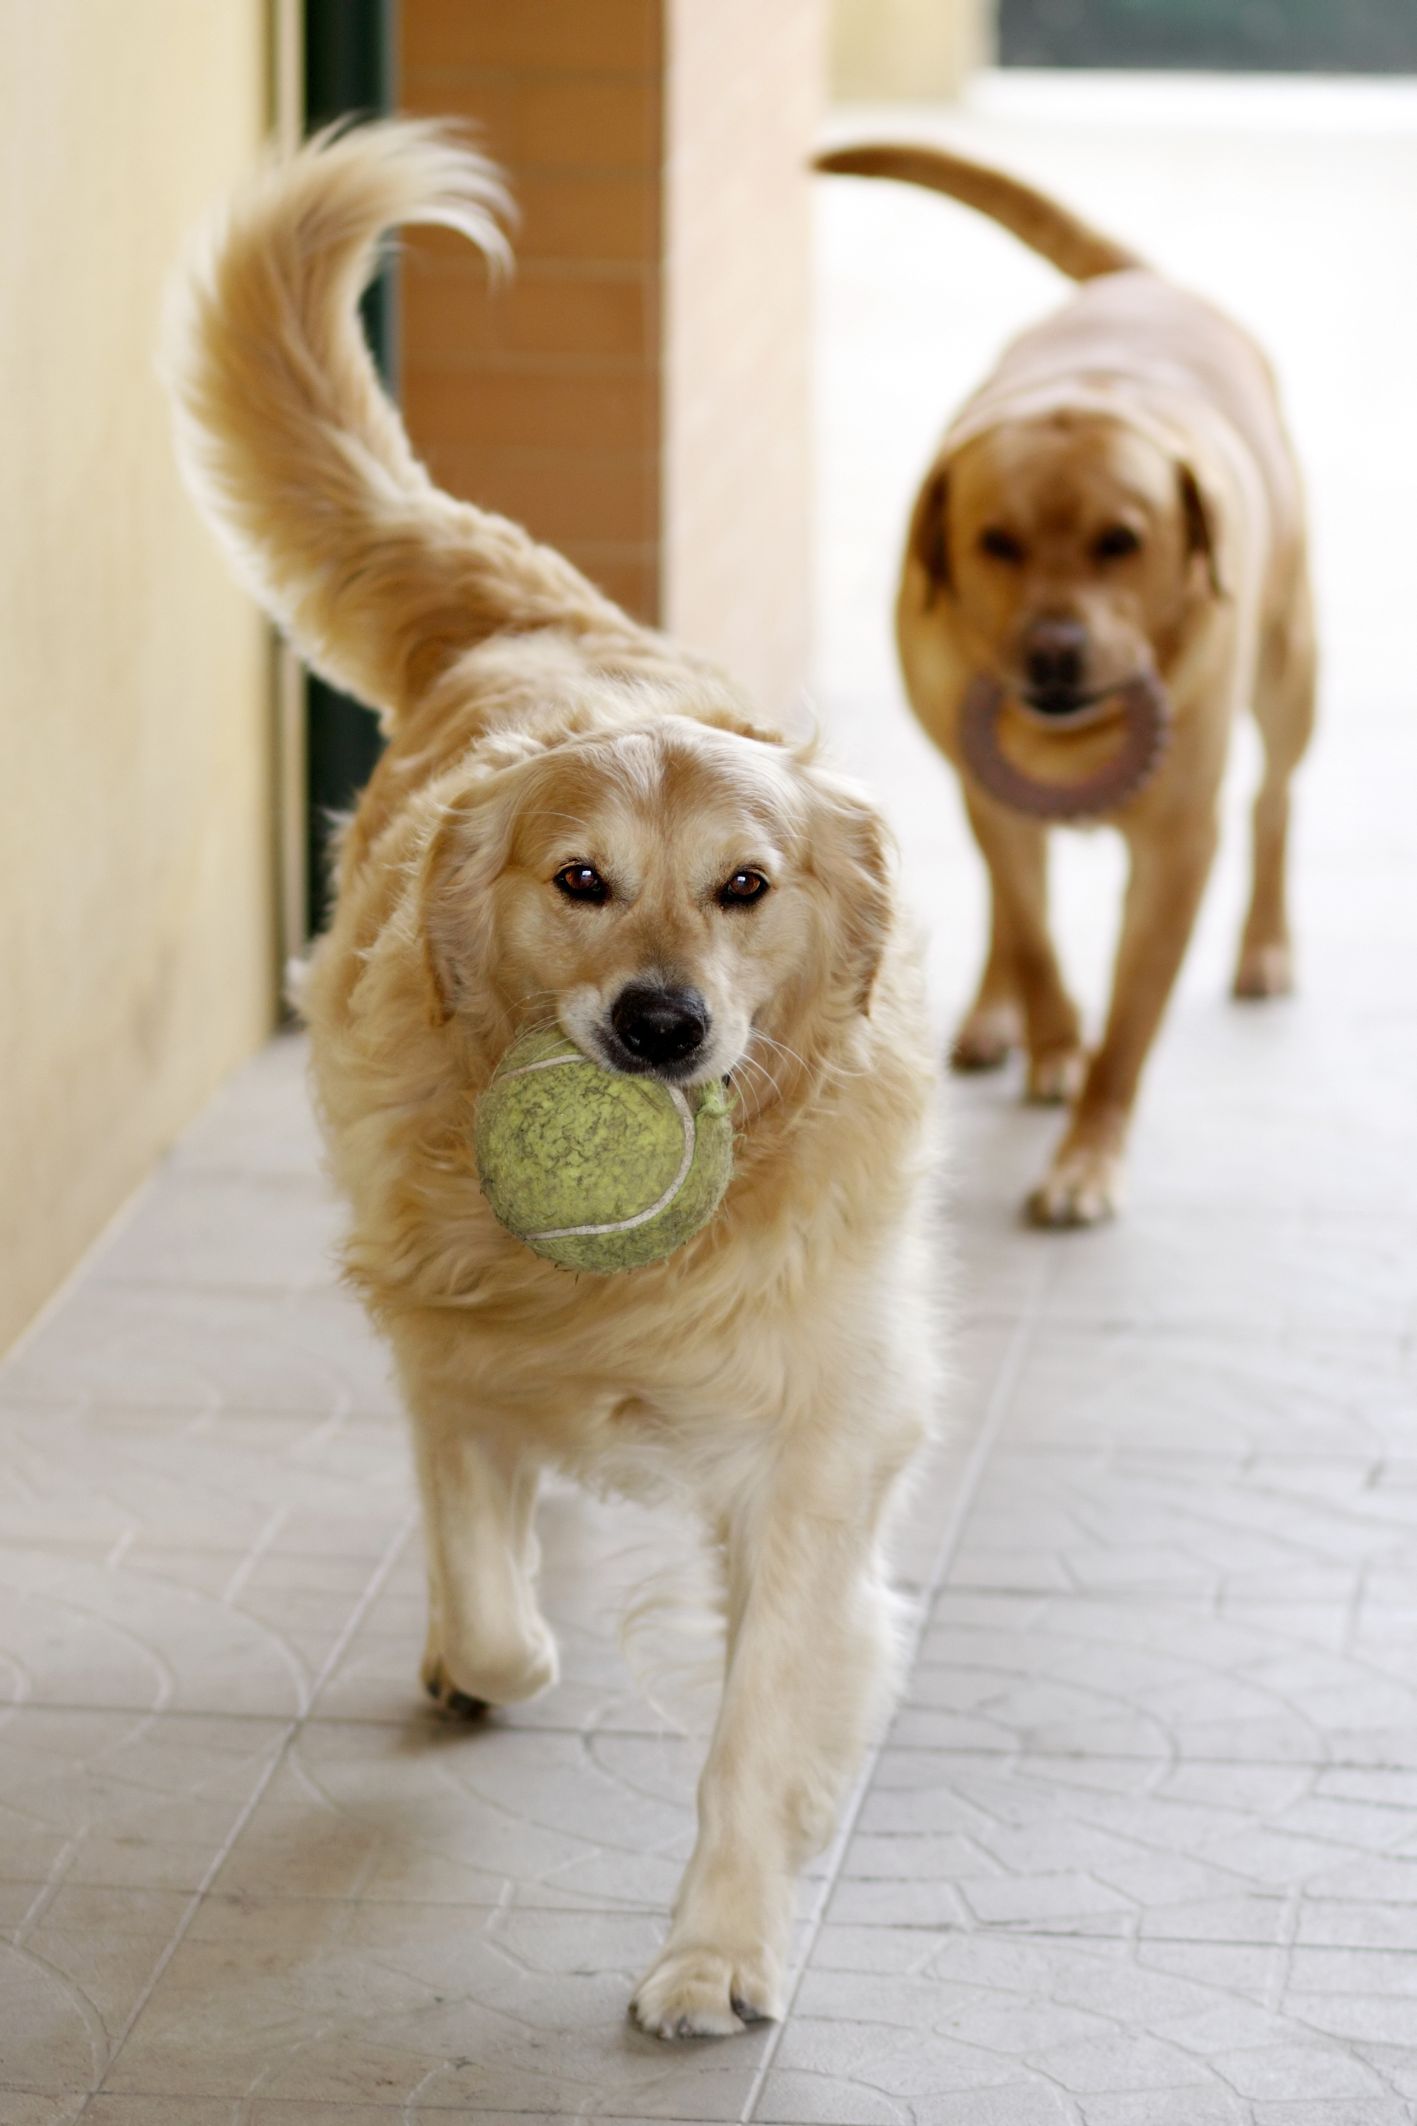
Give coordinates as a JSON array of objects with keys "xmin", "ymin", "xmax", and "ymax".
[
  {"xmin": 406, "ymin": 1392, "xmax": 557, "ymax": 1714},
  {"xmin": 956, "ymin": 795, "xmax": 1085, "ymax": 1102},
  {"xmin": 1236, "ymin": 568, "xmax": 1316, "ymax": 999}
]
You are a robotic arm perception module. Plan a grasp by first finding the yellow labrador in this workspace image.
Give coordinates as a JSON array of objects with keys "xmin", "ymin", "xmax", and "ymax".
[
  {"xmin": 819, "ymin": 142, "xmax": 1315, "ymax": 1224},
  {"xmin": 167, "ymin": 122, "xmax": 937, "ymax": 2038}
]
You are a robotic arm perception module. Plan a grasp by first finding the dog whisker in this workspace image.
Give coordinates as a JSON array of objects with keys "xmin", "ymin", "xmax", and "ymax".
[
  {"xmin": 730, "ymin": 1049, "xmax": 782, "ymax": 1108},
  {"xmin": 750, "ymin": 1030, "xmax": 809, "ymax": 1078}
]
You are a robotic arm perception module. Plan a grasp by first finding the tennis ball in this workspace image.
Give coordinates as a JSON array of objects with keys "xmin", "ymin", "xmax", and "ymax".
[{"xmin": 475, "ymin": 1029, "xmax": 734, "ymax": 1274}]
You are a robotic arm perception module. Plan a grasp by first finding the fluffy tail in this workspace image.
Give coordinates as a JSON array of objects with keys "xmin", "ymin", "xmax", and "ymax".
[
  {"xmin": 164, "ymin": 119, "xmax": 619, "ymax": 724},
  {"xmin": 815, "ymin": 141, "xmax": 1141, "ymax": 282}
]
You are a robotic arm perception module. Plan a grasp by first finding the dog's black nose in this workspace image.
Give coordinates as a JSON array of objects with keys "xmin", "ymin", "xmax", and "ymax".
[
  {"xmin": 610, "ymin": 983, "xmax": 710, "ymax": 1070},
  {"xmin": 1024, "ymin": 619, "xmax": 1088, "ymax": 697}
]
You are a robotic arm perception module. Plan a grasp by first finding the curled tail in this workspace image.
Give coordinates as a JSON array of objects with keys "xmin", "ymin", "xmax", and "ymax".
[
  {"xmin": 815, "ymin": 141, "xmax": 1142, "ymax": 283},
  {"xmin": 164, "ymin": 119, "xmax": 618, "ymax": 724}
]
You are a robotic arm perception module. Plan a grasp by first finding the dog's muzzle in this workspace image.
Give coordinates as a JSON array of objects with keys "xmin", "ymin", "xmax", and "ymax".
[
  {"xmin": 1021, "ymin": 685, "xmax": 1111, "ymax": 722},
  {"xmin": 602, "ymin": 982, "xmax": 711, "ymax": 1079}
]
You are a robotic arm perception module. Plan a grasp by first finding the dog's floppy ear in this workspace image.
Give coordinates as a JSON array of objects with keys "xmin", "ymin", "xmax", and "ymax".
[
  {"xmin": 808, "ymin": 768, "xmax": 896, "ymax": 1019},
  {"xmin": 909, "ymin": 463, "xmax": 953, "ymax": 607},
  {"xmin": 417, "ymin": 768, "xmax": 523, "ymax": 1029},
  {"xmin": 419, "ymin": 794, "xmax": 496, "ymax": 1030},
  {"xmin": 1178, "ymin": 459, "xmax": 1226, "ymax": 598}
]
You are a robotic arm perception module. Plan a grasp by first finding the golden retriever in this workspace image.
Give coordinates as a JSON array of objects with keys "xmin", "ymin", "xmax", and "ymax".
[
  {"xmin": 818, "ymin": 142, "xmax": 1316, "ymax": 1225},
  {"xmin": 165, "ymin": 121, "xmax": 938, "ymax": 2038}
]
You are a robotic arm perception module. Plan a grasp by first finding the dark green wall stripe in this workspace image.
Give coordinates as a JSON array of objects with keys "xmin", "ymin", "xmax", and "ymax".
[{"xmin": 303, "ymin": 0, "xmax": 397, "ymax": 935}]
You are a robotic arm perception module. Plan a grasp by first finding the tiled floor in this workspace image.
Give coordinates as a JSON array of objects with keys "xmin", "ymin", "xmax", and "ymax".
[{"xmin": 4, "ymin": 73, "xmax": 1416, "ymax": 2126}]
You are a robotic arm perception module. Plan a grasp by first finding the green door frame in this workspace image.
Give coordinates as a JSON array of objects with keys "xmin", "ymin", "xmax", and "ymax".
[{"xmin": 302, "ymin": 0, "xmax": 397, "ymax": 934}]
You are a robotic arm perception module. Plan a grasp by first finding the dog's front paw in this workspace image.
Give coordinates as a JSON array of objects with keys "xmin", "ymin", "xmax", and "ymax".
[
  {"xmin": 950, "ymin": 1002, "xmax": 1021, "ymax": 1072},
  {"xmin": 1025, "ymin": 1042, "xmax": 1087, "ymax": 1105},
  {"xmin": 1233, "ymin": 940, "xmax": 1293, "ymax": 999},
  {"xmin": 631, "ymin": 1945, "xmax": 781, "ymax": 2040},
  {"xmin": 421, "ymin": 1649, "xmax": 489, "ymax": 1720},
  {"xmin": 1027, "ymin": 1143, "xmax": 1124, "ymax": 1228},
  {"xmin": 421, "ymin": 1618, "xmax": 559, "ymax": 1713}
]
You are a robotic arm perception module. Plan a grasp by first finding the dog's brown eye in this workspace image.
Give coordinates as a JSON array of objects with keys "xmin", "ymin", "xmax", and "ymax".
[
  {"xmin": 978, "ymin": 526, "xmax": 1024, "ymax": 564},
  {"xmin": 554, "ymin": 863, "xmax": 609, "ymax": 904},
  {"xmin": 718, "ymin": 869, "xmax": 770, "ymax": 908},
  {"xmin": 1094, "ymin": 523, "xmax": 1141, "ymax": 561}
]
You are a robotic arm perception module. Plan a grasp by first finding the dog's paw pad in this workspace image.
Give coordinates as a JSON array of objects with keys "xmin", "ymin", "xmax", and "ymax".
[
  {"xmin": 631, "ymin": 1948, "xmax": 780, "ymax": 2041},
  {"xmin": 445, "ymin": 1687, "xmax": 490, "ymax": 1720},
  {"xmin": 1025, "ymin": 1043, "xmax": 1087, "ymax": 1105},
  {"xmin": 1233, "ymin": 941, "xmax": 1293, "ymax": 999},
  {"xmin": 1027, "ymin": 1148, "xmax": 1123, "ymax": 1228},
  {"xmin": 423, "ymin": 1669, "xmax": 489, "ymax": 1720}
]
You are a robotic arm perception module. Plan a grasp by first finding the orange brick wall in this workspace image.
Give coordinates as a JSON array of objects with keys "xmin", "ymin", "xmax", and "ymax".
[
  {"xmin": 400, "ymin": 0, "xmax": 662, "ymax": 621},
  {"xmin": 663, "ymin": 0, "xmax": 822, "ymax": 714},
  {"xmin": 399, "ymin": 0, "xmax": 821, "ymax": 716}
]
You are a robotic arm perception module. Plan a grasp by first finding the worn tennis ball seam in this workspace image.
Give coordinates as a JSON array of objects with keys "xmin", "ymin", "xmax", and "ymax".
[
  {"xmin": 474, "ymin": 1028, "xmax": 735, "ymax": 1273},
  {"xmin": 494, "ymin": 1054, "xmax": 697, "ymax": 1240}
]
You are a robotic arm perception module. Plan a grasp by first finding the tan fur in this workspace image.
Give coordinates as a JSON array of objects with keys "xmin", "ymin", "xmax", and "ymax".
[
  {"xmin": 165, "ymin": 120, "xmax": 938, "ymax": 2036},
  {"xmin": 820, "ymin": 141, "xmax": 1316, "ymax": 1225},
  {"xmin": 816, "ymin": 142, "xmax": 1141, "ymax": 282}
]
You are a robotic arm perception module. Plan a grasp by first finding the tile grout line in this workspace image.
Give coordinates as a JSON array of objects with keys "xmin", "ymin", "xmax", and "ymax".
[
  {"xmin": 82, "ymin": 1507, "xmax": 418, "ymax": 2112},
  {"xmin": 220, "ymin": 1504, "xmax": 291, "ymax": 1609},
  {"xmin": 21, "ymin": 1697, "xmax": 1415, "ymax": 1766},
  {"xmin": 75, "ymin": 1719, "xmax": 297, "ymax": 2120},
  {"xmin": 738, "ymin": 1247, "xmax": 1056, "ymax": 2121},
  {"xmin": 916, "ymin": 1249, "xmax": 1058, "ymax": 1610}
]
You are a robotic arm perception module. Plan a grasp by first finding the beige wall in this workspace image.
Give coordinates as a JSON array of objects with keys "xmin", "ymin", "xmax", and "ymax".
[
  {"xmin": 400, "ymin": 0, "xmax": 821, "ymax": 719},
  {"xmin": 663, "ymin": 0, "xmax": 821, "ymax": 716},
  {"xmin": 831, "ymin": 0, "xmax": 992, "ymax": 99},
  {"xmin": 0, "ymin": 2, "xmax": 277, "ymax": 1354}
]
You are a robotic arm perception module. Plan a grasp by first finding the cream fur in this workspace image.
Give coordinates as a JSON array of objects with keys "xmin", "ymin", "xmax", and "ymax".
[{"xmin": 165, "ymin": 120, "xmax": 939, "ymax": 2038}]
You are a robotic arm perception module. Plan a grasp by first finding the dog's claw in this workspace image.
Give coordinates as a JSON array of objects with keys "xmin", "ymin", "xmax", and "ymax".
[
  {"xmin": 1025, "ymin": 1043, "xmax": 1088, "ymax": 1105},
  {"xmin": 950, "ymin": 1005, "xmax": 1020, "ymax": 1072},
  {"xmin": 446, "ymin": 1687, "xmax": 489, "ymax": 1718},
  {"xmin": 1027, "ymin": 1144, "xmax": 1124, "ymax": 1228},
  {"xmin": 1233, "ymin": 941, "xmax": 1294, "ymax": 999},
  {"xmin": 424, "ymin": 1673, "xmax": 489, "ymax": 1719},
  {"xmin": 632, "ymin": 1947, "xmax": 781, "ymax": 2039}
]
